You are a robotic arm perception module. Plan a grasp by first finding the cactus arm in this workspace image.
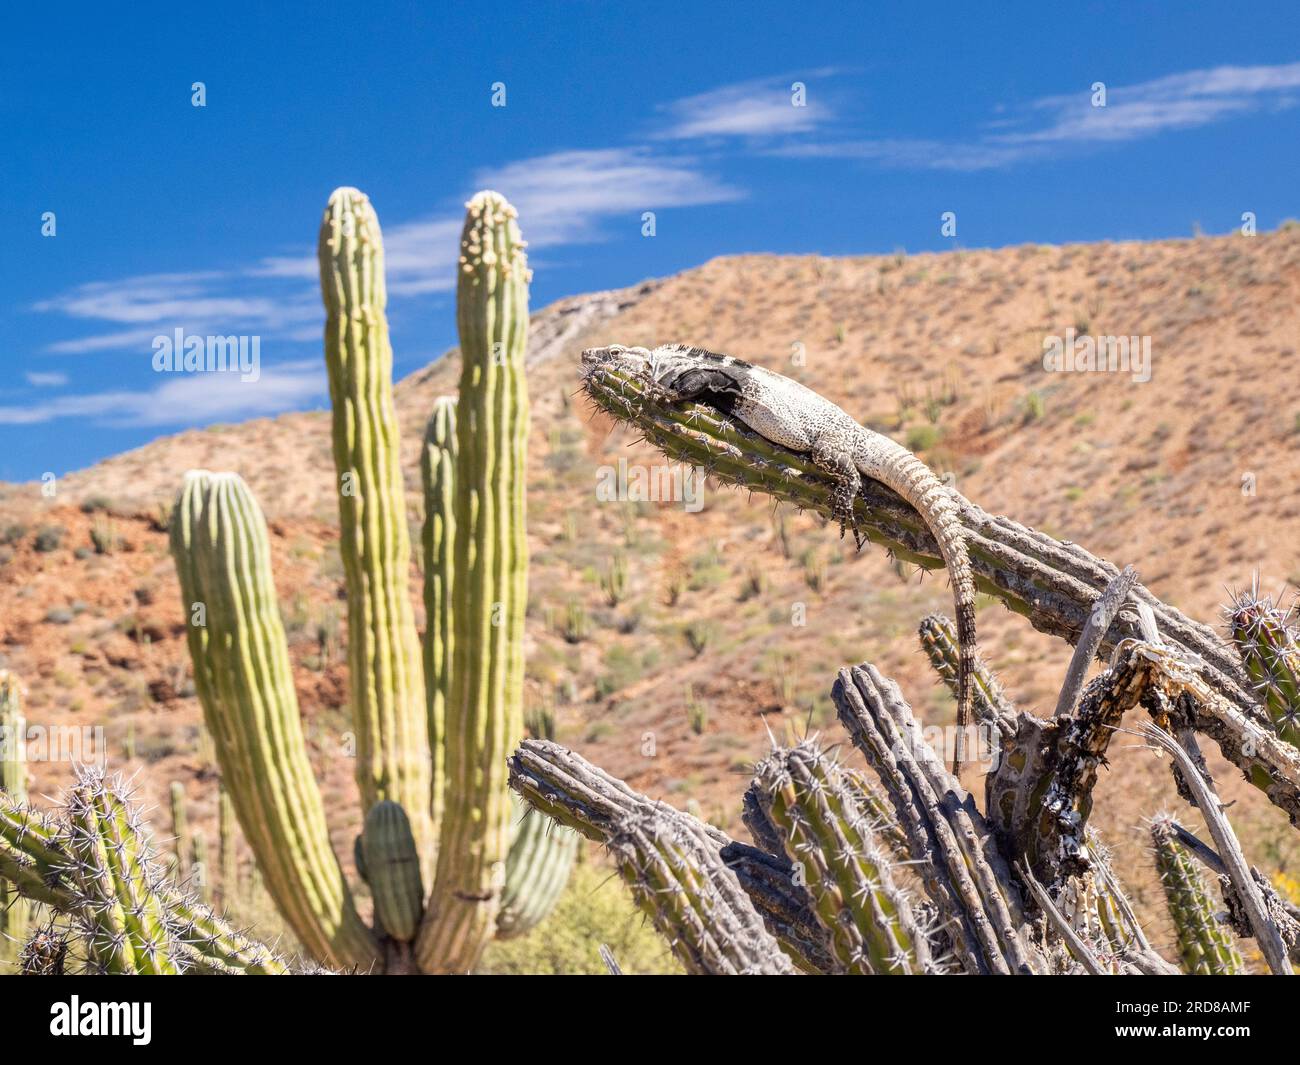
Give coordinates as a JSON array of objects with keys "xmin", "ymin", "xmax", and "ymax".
[
  {"xmin": 362, "ymin": 801, "xmax": 425, "ymax": 943},
  {"xmin": 582, "ymin": 365, "xmax": 1260, "ymax": 726},
  {"xmin": 1225, "ymin": 585, "xmax": 1300, "ymax": 746},
  {"xmin": 752, "ymin": 740, "xmax": 929, "ymax": 974},
  {"xmin": 417, "ymin": 192, "xmax": 532, "ymax": 973},
  {"xmin": 507, "ymin": 738, "xmax": 796, "ymax": 974},
  {"xmin": 495, "ymin": 797, "xmax": 579, "ymax": 940},
  {"xmin": 420, "ymin": 396, "xmax": 457, "ymax": 848},
  {"xmin": 1150, "ymin": 815, "xmax": 1244, "ymax": 975},
  {"xmin": 918, "ymin": 614, "xmax": 1016, "ymax": 732},
  {"xmin": 717, "ymin": 840, "xmax": 836, "ymax": 973},
  {"xmin": 171, "ymin": 470, "xmax": 378, "ymax": 967},
  {"xmin": 0, "ymin": 673, "xmax": 31, "ymax": 955},
  {"xmin": 318, "ymin": 188, "xmax": 434, "ymax": 870},
  {"xmin": 833, "ymin": 663, "xmax": 1045, "ymax": 974},
  {"xmin": 1, "ymin": 789, "xmax": 293, "ymax": 974},
  {"xmin": 64, "ymin": 772, "xmax": 180, "ymax": 974}
]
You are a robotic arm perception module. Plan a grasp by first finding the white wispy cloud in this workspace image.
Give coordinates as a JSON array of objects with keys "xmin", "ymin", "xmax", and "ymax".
[
  {"xmin": 480, "ymin": 148, "xmax": 742, "ymax": 246},
  {"xmin": 24, "ymin": 371, "xmax": 68, "ymax": 387},
  {"xmin": 772, "ymin": 61, "xmax": 1300, "ymax": 170},
  {"xmin": 241, "ymin": 150, "xmax": 741, "ymax": 298},
  {"xmin": 654, "ymin": 75, "xmax": 831, "ymax": 139},
  {"xmin": 0, "ymin": 360, "xmax": 325, "ymax": 427}
]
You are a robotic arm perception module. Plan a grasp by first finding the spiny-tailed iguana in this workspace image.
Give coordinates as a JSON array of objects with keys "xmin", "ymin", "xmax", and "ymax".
[{"xmin": 581, "ymin": 343, "xmax": 978, "ymax": 773}]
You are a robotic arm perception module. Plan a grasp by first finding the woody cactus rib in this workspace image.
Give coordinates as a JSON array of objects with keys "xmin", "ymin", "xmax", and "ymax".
[
  {"xmin": 170, "ymin": 470, "xmax": 378, "ymax": 967},
  {"xmin": 319, "ymin": 187, "xmax": 433, "ymax": 870},
  {"xmin": 508, "ymin": 738, "xmax": 796, "ymax": 974},
  {"xmin": 417, "ymin": 192, "xmax": 532, "ymax": 973},
  {"xmin": 1150, "ymin": 815, "xmax": 1244, "ymax": 975},
  {"xmin": 751, "ymin": 739, "xmax": 930, "ymax": 974}
]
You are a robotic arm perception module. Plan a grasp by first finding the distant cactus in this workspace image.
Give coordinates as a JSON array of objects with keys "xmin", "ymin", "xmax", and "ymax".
[
  {"xmin": 1225, "ymin": 584, "xmax": 1300, "ymax": 747},
  {"xmin": 562, "ymin": 599, "xmax": 588, "ymax": 644},
  {"xmin": 218, "ymin": 784, "xmax": 236, "ymax": 902},
  {"xmin": 601, "ymin": 553, "xmax": 629, "ymax": 607},
  {"xmin": 169, "ymin": 780, "xmax": 190, "ymax": 880}
]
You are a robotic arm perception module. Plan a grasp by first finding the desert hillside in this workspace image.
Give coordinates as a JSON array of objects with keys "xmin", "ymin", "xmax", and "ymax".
[{"xmin": 2, "ymin": 228, "xmax": 1298, "ymax": 963}]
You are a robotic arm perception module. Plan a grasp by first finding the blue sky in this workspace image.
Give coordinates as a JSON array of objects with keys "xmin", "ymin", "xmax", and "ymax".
[{"xmin": 2, "ymin": 2, "xmax": 1298, "ymax": 482}]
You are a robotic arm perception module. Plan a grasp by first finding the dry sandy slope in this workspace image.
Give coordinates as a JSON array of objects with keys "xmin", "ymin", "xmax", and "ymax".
[{"xmin": 2, "ymin": 229, "xmax": 1297, "ymax": 963}]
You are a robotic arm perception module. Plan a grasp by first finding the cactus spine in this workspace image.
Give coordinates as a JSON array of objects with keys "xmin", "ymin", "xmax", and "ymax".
[
  {"xmin": 362, "ymin": 800, "xmax": 424, "ymax": 943},
  {"xmin": 319, "ymin": 187, "xmax": 433, "ymax": 871},
  {"xmin": 416, "ymin": 192, "xmax": 531, "ymax": 973},
  {"xmin": 1151, "ymin": 816, "xmax": 1244, "ymax": 975},
  {"xmin": 420, "ymin": 396, "xmax": 457, "ymax": 846},
  {"xmin": 170, "ymin": 470, "xmax": 377, "ymax": 966}
]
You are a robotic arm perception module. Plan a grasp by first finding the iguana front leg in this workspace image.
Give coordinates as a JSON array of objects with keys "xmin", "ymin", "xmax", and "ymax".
[{"xmin": 810, "ymin": 438, "xmax": 865, "ymax": 548}]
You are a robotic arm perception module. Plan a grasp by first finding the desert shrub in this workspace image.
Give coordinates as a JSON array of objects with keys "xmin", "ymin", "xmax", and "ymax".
[
  {"xmin": 476, "ymin": 861, "xmax": 682, "ymax": 975},
  {"xmin": 905, "ymin": 424, "xmax": 942, "ymax": 452},
  {"xmin": 33, "ymin": 526, "xmax": 65, "ymax": 552}
]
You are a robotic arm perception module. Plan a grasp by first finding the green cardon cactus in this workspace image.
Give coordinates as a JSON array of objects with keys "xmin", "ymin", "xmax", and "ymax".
[{"xmin": 159, "ymin": 188, "xmax": 567, "ymax": 974}]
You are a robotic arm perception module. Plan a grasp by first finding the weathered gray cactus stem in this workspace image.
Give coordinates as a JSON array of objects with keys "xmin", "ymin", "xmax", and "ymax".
[
  {"xmin": 508, "ymin": 738, "xmax": 796, "ymax": 974},
  {"xmin": 582, "ymin": 366, "xmax": 1261, "ymax": 730}
]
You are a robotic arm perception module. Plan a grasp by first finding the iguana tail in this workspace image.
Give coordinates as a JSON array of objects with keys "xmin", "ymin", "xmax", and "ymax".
[{"xmin": 873, "ymin": 448, "xmax": 978, "ymax": 774}]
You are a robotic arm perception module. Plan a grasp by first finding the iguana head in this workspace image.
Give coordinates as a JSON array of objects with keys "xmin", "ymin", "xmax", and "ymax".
[{"xmin": 581, "ymin": 344, "xmax": 751, "ymax": 410}]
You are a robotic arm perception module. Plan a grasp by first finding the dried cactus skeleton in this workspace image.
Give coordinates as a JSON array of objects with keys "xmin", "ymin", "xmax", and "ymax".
[{"xmin": 490, "ymin": 360, "xmax": 1300, "ymax": 975}]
